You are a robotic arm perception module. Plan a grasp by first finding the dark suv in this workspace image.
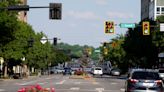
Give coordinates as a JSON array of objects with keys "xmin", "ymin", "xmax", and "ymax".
[
  {"xmin": 63, "ymin": 67, "xmax": 72, "ymax": 75},
  {"xmin": 125, "ymin": 69, "xmax": 164, "ymax": 92}
]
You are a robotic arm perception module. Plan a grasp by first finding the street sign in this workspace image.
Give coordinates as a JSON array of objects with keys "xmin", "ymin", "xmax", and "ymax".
[
  {"xmin": 95, "ymin": 49, "xmax": 100, "ymax": 53},
  {"xmin": 120, "ymin": 23, "xmax": 136, "ymax": 28}
]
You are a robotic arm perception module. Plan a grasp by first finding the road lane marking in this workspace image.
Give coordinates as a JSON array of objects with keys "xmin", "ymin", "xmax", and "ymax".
[
  {"xmin": 120, "ymin": 88, "xmax": 125, "ymax": 91},
  {"xmin": 110, "ymin": 82, "xmax": 117, "ymax": 85},
  {"xmin": 95, "ymin": 88, "xmax": 104, "ymax": 92},
  {"xmin": 60, "ymin": 80, "xmax": 66, "ymax": 84},
  {"xmin": 70, "ymin": 87, "xmax": 80, "ymax": 90},
  {"xmin": 38, "ymin": 82, "xmax": 48, "ymax": 85},
  {"xmin": 19, "ymin": 80, "xmax": 38, "ymax": 85},
  {"xmin": 45, "ymin": 76, "xmax": 56, "ymax": 80},
  {"xmin": 74, "ymin": 82, "xmax": 81, "ymax": 84},
  {"xmin": 54, "ymin": 88, "xmax": 123, "ymax": 92},
  {"xmin": 56, "ymin": 80, "xmax": 66, "ymax": 84},
  {"xmin": 0, "ymin": 89, "xmax": 5, "ymax": 91},
  {"xmin": 92, "ymin": 82, "xmax": 99, "ymax": 84}
]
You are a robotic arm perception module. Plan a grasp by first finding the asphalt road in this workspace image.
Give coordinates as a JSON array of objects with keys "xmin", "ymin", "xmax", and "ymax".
[{"xmin": 0, "ymin": 74, "xmax": 126, "ymax": 92}]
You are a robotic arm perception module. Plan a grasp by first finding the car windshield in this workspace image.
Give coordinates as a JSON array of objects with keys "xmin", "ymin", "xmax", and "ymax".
[{"xmin": 132, "ymin": 71, "xmax": 160, "ymax": 80}]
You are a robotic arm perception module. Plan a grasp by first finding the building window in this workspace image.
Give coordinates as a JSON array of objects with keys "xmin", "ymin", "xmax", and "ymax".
[
  {"xmin": 162, "ymin": 7, "xmax": 164, "ymax": 14},
  {"xmin": 157, "ymin": 7, "xmax": 160, "ymax": 14}
]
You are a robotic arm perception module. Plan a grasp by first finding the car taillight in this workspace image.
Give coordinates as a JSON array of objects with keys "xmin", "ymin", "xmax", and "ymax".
[
  {"xmin": 129, "ymin": 79, "xmax": 138, "ymax": 83},
  {"xmin": 155, "ymin": 80, "xmax": 162, "ymax": 85}
]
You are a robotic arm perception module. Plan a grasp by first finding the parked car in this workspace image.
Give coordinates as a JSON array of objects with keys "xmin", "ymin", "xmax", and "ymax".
[
  {"xmin": 158, "ymin": 68, "xmax": 164, "ymax": 81},
  {"xmin": 125, "ymin": 69, "xmax": 163, "ymax": 92},
  {"xmin": 111, "ymin": 68, "xmax": 121, "ymax": 76},
  {"xmin": 63, "ymin": 67, "xmax": 72, "ymax": 75},
  {"xmin": 54, "ymin": 68, "xmax": 64, "ymax": 74},
  {"xmin": 91, "ymin": 67, "xmax": 103, "ymax": 76}
]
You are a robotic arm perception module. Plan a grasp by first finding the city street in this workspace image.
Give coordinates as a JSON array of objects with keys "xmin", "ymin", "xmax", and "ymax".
[{"xmin": 0, "ymin": 74, "xmax": 126, "ymax": 92}]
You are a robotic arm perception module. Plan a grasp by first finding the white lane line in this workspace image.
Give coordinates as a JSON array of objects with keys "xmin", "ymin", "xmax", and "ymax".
[
  {"xmin": 45, "ymin": 78, "xmax": 51, "ymax": 79},
  {"xmin": 95, "ymin": 88, "xmax": 104, "ymax": 92},
  {"xmin": 19, "ymin": 80, "xmax": 38, "ymax": 85},
  {"xmin": 0, "ymin": 89, "xmax": 5, "ymax": 91},
  {"xmin": 45, "ymin": 76, "xmax": 56, "ymax": 80},
  {"xmin": 70, "ymin": 87, "xmax": 80, "ymax": 90},
  {"xmin": 56, "ymin": 80, "xmax": 66, "ymax": 84},
  {"xmin": 38, "ymin": 82, "xmax": 48, "ymax": 85},
  {"xmin": 110, "ymin": 82, "xmax": 117, "ymax": 85},
  {"xmin": 120, "ymin": 88, "xmax": 125, "ymax": 91}
]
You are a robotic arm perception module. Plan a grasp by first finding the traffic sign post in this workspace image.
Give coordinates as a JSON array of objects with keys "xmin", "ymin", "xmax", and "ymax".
[{"xmin": 119, "ymin": 23, "xmax": 136, "ymax": 28}]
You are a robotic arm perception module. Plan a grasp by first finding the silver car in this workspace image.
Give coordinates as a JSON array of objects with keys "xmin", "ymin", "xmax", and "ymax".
[
  {"xmin": 111, "ymin": 68, "xmax": 121, "ymax": 76},
  {"xmin": 125, "ymin": 69, "xmax": 164, "ymax": 92}
]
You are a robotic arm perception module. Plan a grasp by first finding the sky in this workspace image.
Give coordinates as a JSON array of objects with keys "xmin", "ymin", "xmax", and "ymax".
[{"xmin": 27, "ymin": 0, "xmax": 141, "ymax": 48}]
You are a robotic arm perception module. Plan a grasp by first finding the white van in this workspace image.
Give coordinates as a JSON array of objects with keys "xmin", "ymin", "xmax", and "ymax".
[{"xmin": 91, "ymin": 67, "xmax": 103, "ymax": 76}]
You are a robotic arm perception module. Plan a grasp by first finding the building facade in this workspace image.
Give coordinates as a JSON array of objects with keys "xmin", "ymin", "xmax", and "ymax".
[
  {"xmin": 141, "ymin": 0, "xmax": 164, "ymax": 21},
  {"xmin": 17, "ymin": 0, "xmax": 27, "ymax": 22}
]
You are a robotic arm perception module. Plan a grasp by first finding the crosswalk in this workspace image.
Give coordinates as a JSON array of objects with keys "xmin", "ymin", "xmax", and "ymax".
[{"xmin": 55, "ymin": 87, "xmax": 125, "ymax": 92}]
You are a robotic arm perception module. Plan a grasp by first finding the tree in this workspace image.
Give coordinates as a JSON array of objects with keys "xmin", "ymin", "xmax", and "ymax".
[
  {"xmin": 102, "ymin": 34, "xmax": 126, "ymax": 71},
  {"xmin": 123, "ymin": 19, "xmax": 159, "ymax": 69}
]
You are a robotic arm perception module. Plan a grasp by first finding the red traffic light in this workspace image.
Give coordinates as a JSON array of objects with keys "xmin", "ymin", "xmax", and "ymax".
[
  {"xmin": 142, "ymin": 21, "xmax": 150, "ymax": 35},
  {"xmin": 105, "ymin": 21, "xmax": 114, "ymax": 34}
]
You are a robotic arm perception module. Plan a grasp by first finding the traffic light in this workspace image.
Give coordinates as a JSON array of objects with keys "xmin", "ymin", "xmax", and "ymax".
[
  {"xmin": 103, "ymin": 42, "xmax": 107, "ymax": 47},
  {"xmin": 105, "ymin": 21, "xmax": 114, "ymax": 34},
  {"xmin": 104, "ymin": 48, "xmax": 108, "ymax": 55},
  {"xmin": 142, "ymin": 21, "xmax": 150, "ymax": 35},
  {"xmin": 53, "ymin": 37, "xmax": 57, "ymax": 45},
  {"xmin": 112, "ymin": 42, "xmax": 117, "ymax": 48},
  {"xmin": 28, "ymin": 38, "xmax": 34, "ymax": 47},
  {"xmin": 49, "ymin": 3, "xmax": 62, "ymax": 19},
  {"xmin": 87, "ymin": 48, "xmax": 92, "ymax": 55}
]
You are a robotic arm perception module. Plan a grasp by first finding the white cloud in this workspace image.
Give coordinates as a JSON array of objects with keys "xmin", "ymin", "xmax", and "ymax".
[
  {"xmin": 95, "ymin": 0, "xmax": 108, "ymax": 5},
  {"xmin": 107, "ymin": 12, "xmax": 134, "ymax": 19},
  {"xmin": 66, "ymin": 11, "xmax": 99, "ymax": 20}
]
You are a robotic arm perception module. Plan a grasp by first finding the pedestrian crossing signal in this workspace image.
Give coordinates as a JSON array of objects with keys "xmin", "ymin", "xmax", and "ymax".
[
  {"xmin": 105, "ymin": 21, "xmax": 114, "ymax": 34},
  {"xmin": 142, "ymin": 21, "xmax": 150, "ymax": 35}
]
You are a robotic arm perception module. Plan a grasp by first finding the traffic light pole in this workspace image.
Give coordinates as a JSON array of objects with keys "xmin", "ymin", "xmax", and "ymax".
[
  {"xmin": 0, "ymin": 6, "xmax": 51, "ymax": 11},
  {"xmin": 0, "ymin": 3, "xmax": 62, "ymax": 19}
]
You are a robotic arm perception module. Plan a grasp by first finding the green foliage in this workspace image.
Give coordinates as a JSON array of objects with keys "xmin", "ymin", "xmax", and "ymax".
[
  {"xmin": 102, "ymin": 34, "xmax": 126, "ymax": 69},
  {"xmin": 123, "ymin": 19, "xmax": 163, "ymax": 69}
]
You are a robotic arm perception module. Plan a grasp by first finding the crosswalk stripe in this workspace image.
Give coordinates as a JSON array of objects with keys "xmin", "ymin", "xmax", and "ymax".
[
  {"xmin": 0, "ymin": 89, "xmax": 5, "ymax": 91},
  {"xmin": 70, "ymin": 87, "xmax": 80, "ymax": 90},
  {"xmin": 120, "ymin": 88, "xmax": 125, "ymax": 91}
]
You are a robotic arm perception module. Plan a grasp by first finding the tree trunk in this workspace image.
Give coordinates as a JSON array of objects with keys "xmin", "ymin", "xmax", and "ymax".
[
  {"xmin": 23, "ymin": 64, "xmax": 28, "ymax": 78},
  {"xmin": 4, "ymin": 65, "xmax": 7, "ymax": 78}
]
